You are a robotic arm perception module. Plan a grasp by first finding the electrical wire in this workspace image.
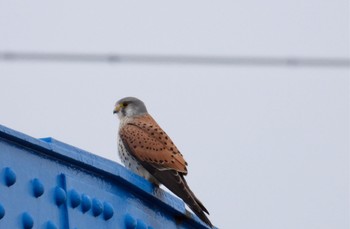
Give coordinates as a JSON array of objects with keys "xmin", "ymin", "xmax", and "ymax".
[{"xmin": 0, "ymin": 51, "xmax": 349, "ymax": 68}]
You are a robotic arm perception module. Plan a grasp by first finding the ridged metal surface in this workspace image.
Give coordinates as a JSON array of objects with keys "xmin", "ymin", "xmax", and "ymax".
[{"xmin": 0, "ymin": 124, "xmax": 213, "ymax": 229}]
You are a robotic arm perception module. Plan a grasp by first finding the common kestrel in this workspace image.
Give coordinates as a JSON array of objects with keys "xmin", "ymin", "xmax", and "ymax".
[{"xmin": 113, "ymin": 97, "xmax": 212, "ymax": 228}]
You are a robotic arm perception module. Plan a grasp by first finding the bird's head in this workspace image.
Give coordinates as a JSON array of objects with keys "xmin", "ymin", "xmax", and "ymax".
[{"xmin": 113, "ymin": 97, "xmax": 148, "ymax": 119}]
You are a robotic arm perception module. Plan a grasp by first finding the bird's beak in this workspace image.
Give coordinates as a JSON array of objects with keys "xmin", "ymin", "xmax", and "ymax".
[{"xmin": 113, "ymin": 104, "xmax": 122, "ymax": 114}]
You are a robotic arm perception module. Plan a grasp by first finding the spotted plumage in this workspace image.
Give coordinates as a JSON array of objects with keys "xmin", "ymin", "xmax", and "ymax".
[
  {"xmin": 118, "ymin": 137, "xmax": 160, "ymax": 184},
  {"xmin": 114, "ymin": 97, "xmax": 212, "ymax": 228},
  {"xmin": 119, "ymin": 115, "xmax": 188, "ymax": 173}
]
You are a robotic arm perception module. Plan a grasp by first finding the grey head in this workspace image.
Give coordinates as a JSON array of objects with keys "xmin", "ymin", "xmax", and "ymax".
[{"xmin": 113, "ymin": 97, "xmax": 148, "ymax": 119}]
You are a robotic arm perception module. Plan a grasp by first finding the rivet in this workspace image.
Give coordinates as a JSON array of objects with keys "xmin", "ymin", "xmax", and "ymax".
[
  {"xmin": 4, "ymin": 167, "xmax": 16, "ymax": 187},
  {"xmin": 69, "ymin": 189, "xmax": 81, "ymax": 208},
  {"xmin": 125, "ymin": 214, "xmax": 136, "ymax": 229},
  {"xmin": 81, "ymin": 194, "xmax": 91, "ymax": 213},
  {"xmin": 32, "ymin": 178, "xmax": 44, "ymax": 198},
  {"xmin": 103, "ymin": 202, "xmax": 114, "ymax": 220},
  {"xmin": 0, "ymin": 204, "xmax": 5, "ymax": 220},
  {"xmin": 92, "ymin": 198, "xmax": 103, "ymax": 217},
  {"xmin": 54, "ymin": 187, "xmax": 66, "ymax": 206},
  {"xmin": 46, "ymin": 220, "xmax": 57, "ymax": 229},
  {"xmin": 22, "ymin": 212, "xmax": 34, "ymax": 229},
  {"xmin": 136, "ymin": 219, "xmax": 147, "ymax": 229}
]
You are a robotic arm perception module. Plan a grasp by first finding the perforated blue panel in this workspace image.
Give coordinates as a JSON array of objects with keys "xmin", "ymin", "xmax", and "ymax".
[{"xmin": 0, "ymin": 125, "xmax": 213, "ymax": 229}]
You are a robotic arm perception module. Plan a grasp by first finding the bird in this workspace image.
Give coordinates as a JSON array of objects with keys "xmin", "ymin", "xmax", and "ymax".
[{"xmin": 113, "ymin": 97, "xmax": 213, "ymax": 228}]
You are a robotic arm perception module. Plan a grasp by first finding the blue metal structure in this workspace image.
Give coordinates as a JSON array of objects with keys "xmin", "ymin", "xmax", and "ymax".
[{"xmin": 0, "ymin": 124, "xmax": 213, "ymax": 229}]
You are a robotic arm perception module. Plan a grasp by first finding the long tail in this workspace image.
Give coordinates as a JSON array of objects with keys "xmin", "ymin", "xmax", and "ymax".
[{"xmin": 150, "ymin": 168, "xmax": 213, "ymax": 228}]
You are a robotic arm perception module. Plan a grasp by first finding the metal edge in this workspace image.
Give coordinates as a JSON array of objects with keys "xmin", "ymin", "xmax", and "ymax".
[{"xmin": 0, "ymin": 124, "xmax": 211, "ymax": 228}]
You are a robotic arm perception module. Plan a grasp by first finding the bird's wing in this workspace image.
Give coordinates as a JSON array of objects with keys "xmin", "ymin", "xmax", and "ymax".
[
  {"xmin": 119, "ymin": 115, "xmax": 188, "ymax": 174},
  {"xmin": 140, "ymin": 162, "xmax": 212, "ymax": 227},
  {"xmin": 119, "ymin": 115, "xmax": 212, "ymax": 227}
]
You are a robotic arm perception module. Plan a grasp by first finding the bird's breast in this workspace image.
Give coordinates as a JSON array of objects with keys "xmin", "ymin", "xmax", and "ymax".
[{"xmin": 117, "ymin": 137, "xmax": 159, "ymax": 185}]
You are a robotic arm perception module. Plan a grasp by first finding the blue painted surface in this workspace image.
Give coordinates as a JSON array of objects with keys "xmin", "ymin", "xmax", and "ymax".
[
  {"xmin": 0, "ymin": 124, "xmax": 213, "ymax": 229},
  {"xmin": 32, "ymin": 178, "xmax": 45, "ymax": 198},
  {"xmin": 21, "ymin": 212, "xmax": 34, "ymax": 229}
]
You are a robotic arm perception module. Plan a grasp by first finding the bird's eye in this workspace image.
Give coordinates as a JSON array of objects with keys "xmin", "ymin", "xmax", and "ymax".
[{"xmin": 123, "ymin": 102, "xmax": 128, "ymax": 107}]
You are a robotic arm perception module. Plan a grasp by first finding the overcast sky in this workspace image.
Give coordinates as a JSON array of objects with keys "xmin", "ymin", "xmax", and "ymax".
[{"xmin": 0, "ymin": 1, "xmax": 349, "ymax": 229}]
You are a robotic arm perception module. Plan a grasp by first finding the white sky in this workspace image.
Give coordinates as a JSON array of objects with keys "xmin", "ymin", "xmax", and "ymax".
[{"xmin": 0, "ymin": 1, "xmax": 349, "ymax": 228}]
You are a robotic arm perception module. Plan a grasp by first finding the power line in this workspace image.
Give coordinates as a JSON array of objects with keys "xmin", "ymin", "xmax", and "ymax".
[{"xmin": 0, "ymin": 51, "xmax": 349, "ymax": 68}]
